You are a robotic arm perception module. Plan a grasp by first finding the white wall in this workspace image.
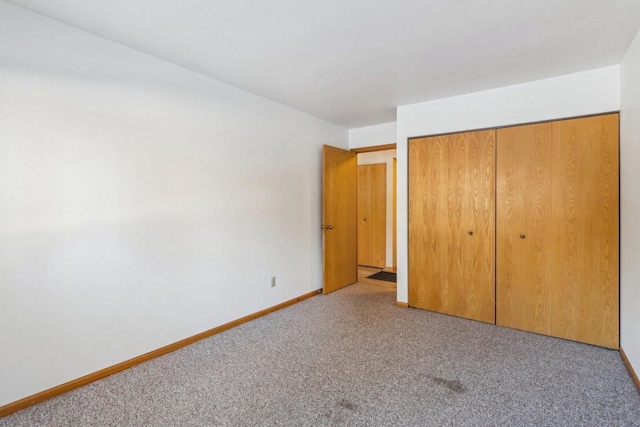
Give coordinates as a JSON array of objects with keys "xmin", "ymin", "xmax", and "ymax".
[
  {"xmin": 396, "ymin": 66, "xmax": 621, "ymax": 304},
  {"xmin": 357, "ymin": 150, "xmax": 396, "ymax": 268},
  {"xmin": 620, "ymin": 28, "xmax": 640, "ymax": 379},
  {"xmin": 0, "ymin": 2, "xmax": 347, "ymax": 407},
  {"xmin": 349, "ymin": 122, "xmax": 397, "ymax": 149}
]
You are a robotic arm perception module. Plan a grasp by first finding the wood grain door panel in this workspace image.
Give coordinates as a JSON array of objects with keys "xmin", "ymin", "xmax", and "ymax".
[
  {"xmin": 323, "ymin": 145, "xmax": 357, "ymax": 294},
  {"xmin": 409, "ymin": 135, "xmax": 446, "ymax": 312},
  {"xmin": 466, "ymin": 130, "xmax": 496, "ymax": 323},
  {"xmin": 357, "ymin": 165, "xmax": 372, "ymax": 265},
  {"xmin": 496, "ymin": 114, "xmax": 619, "ymax": 348},
  {"xmin": 550, "ymin": 114, "xmax": 619, "ymax": 348},
  {"xmin": 409, "ymin": 130, "xmax": 495, "ymax": 323},
  {"xmin": 496, "ymin": 123, "xmax": 553, "ymax": 335},
  {"xmin": 357, "ymin": 164, "xmax": 386, "ymax": 268}
]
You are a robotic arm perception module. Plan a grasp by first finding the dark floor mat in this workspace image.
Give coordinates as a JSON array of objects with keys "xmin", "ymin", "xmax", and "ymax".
[{"xmin": 367, "ymin": 271, "xmax": 397, "ymax": 282}]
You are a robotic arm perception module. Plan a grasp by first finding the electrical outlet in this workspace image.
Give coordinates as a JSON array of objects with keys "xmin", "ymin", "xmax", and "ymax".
[{"xmin": 271, "ymin": 276, "xmax": 276, "ymax": 288}]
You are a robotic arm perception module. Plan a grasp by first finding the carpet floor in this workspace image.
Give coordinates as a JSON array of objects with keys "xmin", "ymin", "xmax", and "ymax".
[{"xmin": 2, "ymin": 283, "xmax": 639, "ymax": 426}]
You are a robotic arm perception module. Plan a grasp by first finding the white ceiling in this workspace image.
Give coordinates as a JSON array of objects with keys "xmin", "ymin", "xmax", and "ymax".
[{"xmin": 7, "ymin": 0, "xmax": 640, "ymax": 128}]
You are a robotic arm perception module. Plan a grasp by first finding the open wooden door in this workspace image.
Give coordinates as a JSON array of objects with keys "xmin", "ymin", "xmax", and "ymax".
[{"xmin": 322, "ymin": 145, "xmax": 357, "ymax": 294}]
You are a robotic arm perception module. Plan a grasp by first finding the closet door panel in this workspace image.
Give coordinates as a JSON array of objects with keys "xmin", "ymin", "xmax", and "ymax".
[
  {"xmin": 446, "ymin": 136, "xmax": 469, "ymax": 317},
  {"xmin": 409, "ymin": 136, "xmax": 449, "ymax": 312},
  {"xmin": 464, "ymin": 130, "xmax": 496, "ymax": 323},
  {"xmin": 550, "ymin": 114, "xmax": 619, "ymax": 348},
  {"xmin": 496, "ymin": 123, "xmax": 553, "ymax": 334},
  {"xmin": 409, "ymin": 130, "xmax": 495, "ymax": 323},
  {"xmin": 357, "ymin": 165, "xmax": 372, "ymax": 265}
]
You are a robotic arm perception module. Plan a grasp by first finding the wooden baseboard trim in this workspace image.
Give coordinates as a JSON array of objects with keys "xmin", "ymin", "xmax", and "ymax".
[
  {"xmin": 0, "ymin": 289, "xmax": 322, "ymax": 418},
  {"xmin": 395, "ymin": 301, "xmax": 409, "ymax": 308},
  {"xmin": 620, "ymin": 346, "xmax": 640, "ymax": 394}
]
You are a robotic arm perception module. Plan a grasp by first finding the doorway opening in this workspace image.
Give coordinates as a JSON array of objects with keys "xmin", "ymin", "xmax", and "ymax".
[
  {"xmin": 353, "ymin": 144, "xmax": 397, "ymax": 289},
  {"xmin": 321, "ymin": 143, "xmax": 397, "ymax": 294}
]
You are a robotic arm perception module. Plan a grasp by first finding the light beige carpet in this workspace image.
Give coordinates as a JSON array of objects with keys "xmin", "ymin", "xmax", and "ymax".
[{"xmin": 2, "ymin": 283, "xmax": 639, "ymax": 426}]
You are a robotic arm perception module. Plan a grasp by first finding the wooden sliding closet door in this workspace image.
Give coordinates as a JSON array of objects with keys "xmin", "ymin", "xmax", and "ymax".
[
  {"xmin": 497, "ymin": 123, "xmax": 553, "ymax": 335},
  {"xmin": 357, "ymin": 164, "xmax": 386, "ymax": 267},
  {"xmin": 409, "ymin": 130, "xmax": 495, "ymax": 323},
  {"xmin": 550, "ymin": 114, "xmax": 619, "ymax": 348},
  {"xmin": 497, "ymin": 114, "xmax": 619, "ymax": 348}
]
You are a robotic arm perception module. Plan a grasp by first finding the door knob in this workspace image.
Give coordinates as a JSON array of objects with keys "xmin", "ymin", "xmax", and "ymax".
[
  {"xmin": 320, "ymin": 225, "xmax": 324, "ymax": 229},
  {"xmin": 327, "ymin": 225, "xmax": 334, "ymax": 230},
  {"xmin": 468, "ymin": 231, "xmax": 473, "ymax": 236},
  {"xmin": 520, "ymin": 234, "xmax": 526, "ymax": 239}
]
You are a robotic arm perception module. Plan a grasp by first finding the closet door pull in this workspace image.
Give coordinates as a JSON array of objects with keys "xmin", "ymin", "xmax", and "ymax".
[
  {"xmin": 520, "ymin": 234, "xmax": 526, "ymax": 239},
  {"xmin": 468, "ymin": 231, "xmax": 474, "ymax": 236}
]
